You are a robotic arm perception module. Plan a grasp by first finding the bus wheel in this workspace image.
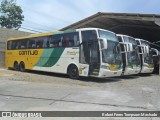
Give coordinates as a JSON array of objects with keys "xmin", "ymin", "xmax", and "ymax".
[
  {"xmin": 14, "ymin": 62, "xmax": 19, "ymax": 71},
  {"xmin": 19, "ymin": 62, "xmax": 25, "ymax": 72},
  {"xmin": 68, "ymin": 65, "xmax": 79, "ymax": 79}
]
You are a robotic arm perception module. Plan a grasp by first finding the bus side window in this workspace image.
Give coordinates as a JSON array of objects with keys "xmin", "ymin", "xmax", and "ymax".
[
  {"xmin": 36, "ymin": 38, "xmax": 43, "ymax": 49},
  {"xmin": 28, "ymin": 39, "xmax": 36, "ymax": 49},
  {"xmin": 12, "ymin": 40, "xmax": 19, "ymax": 50},
  {"xmin": 74, "ymin": 33, "xmax": 79, "ymax": 46},
  {"xmin": 49, "ymin": 36, "xmax": 54, "ymax": 48},
  {"xmin": 49, "ymin": 34, "xmax": 62, "ymax": 48},
  {"xmin": 118, "ymin": 36, "xmax": 124, "ymax": 52},
  {"xmin": 63, "ymin": 35, "xmax": 70, "ymax": 47},
  {"xmin": 43, "ymin": 37, "xmax": 49, "ymax": 48},
  {"xmin": 19, "ymin": 39, "xmax": 28, "ymax": 49},
  {"xmin": 63, "ymin": 32, "xmax": 79, "ymax": 47},
  {"xmin": 82, "ymin": 30, "xmax": 97, "ymax": 42},
  {"xmin": 7, "ymin": 41, "xmax": 12, "ymax": 50},
  {"xmin": 59, "ymin": 36, "xmax": 63, "ymax": 47},
  {"xmin": 49, "ymin": 36, "xmax": 55, "ymax": 48}
]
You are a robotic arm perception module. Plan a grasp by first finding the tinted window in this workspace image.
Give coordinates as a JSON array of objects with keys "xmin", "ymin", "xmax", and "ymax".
[
  {"xmin": 82, "ymin": 30, "xmax": 97, "ymax": 42},
  {"xmin": 118, "ymin": 36, "xmax": 122, "ymax": 42},
  {"xmin": 28, "ymin": 39, "xmax": 36, "ymax": 49},
  {"xmin": 63, "ymin": 32, "xmax": 79, "ymax": 47},
  {"xmin": 36, "ymin": 38, "xmax": 44, "ymax": 48},
  {"xmin": 49, "ymin": 34, "xmax": 63, "ymax": 48},
  {"xmin": 43, "ymin": 37, "xmax": 49, "ymax": 48},
  {"xmin": 118, "ymin": 36, "xmax": 125, "ymax": 52},
  {"xmin": 7, "ymin": 41, "xmax": 12, "ymax": 50},
  {"xmin": 19, "ymin": 39, "xmax": 28, "ymax": 49},
  {"xmin": 11, "ymin": 40, "xmax": 20, "ymax": 50}
]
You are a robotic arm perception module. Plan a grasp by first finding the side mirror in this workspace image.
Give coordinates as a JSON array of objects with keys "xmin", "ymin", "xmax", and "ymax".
[
  {"xmin": 128, "ymin": 43, "xmax": 133, "ymax": 52},
  {"xmin": 119, "ymin": 42, "xmax": 127, "ymax": 53},
  {"xmin": 151, "ymin": 48, "xmax": 159, "ymax": 57},
  {"xmin": 119, "ymin": 42, "xmax": 131, "ymax": 53},
  {"xmin": 138, "ymin": 45, "xmax": 144, "ymax": 54},
  {"xmin": 100, "ymin": 38, "xmax": 107, "ymax": 50},
  {"xmin": 145, "ymin": 46, "xmax": 149, "ymax": 54}
]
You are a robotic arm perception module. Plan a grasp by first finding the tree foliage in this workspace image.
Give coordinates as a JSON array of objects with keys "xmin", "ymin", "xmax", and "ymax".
[{"xmin": 0, "ymin": 0, "xmax": 24, "ymax": 29}]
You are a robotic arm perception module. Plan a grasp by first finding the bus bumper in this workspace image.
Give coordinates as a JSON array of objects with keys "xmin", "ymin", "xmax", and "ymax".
[
  {"xmin": 98, "ymin": 69, "xmax": 122, "ymax": 77},
  {"xmin": 123, "ymin": 67, "xmax": 141, "ymax": 75},
  {"xmin": 141, "ymin": 66, "xmax": 154, "ymax": 73}
]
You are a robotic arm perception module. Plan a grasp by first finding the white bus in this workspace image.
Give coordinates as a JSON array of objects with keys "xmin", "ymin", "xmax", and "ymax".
[
  {"xmin": 136, "ymin": 39, "xmax": 157, "ymax": 73},
  {"xmin": 6, "ymin": 28, "xmax": 123, "ymax": 79},
  {"xmin": 117, "ymin": 35, "xmax": 141, "ymax": 75}
]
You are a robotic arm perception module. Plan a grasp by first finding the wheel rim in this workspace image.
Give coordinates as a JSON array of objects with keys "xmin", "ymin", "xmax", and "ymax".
[
  {"xmin": 69, "ymin": 66, "xmax": 78, "ymax": 79},
  {"xmin": 20, "ymin": 63, "xmax": 25, "ymax": 71},
  {"xmin": 71, "ymin": 67, "xmax": 77, "ymax": 77}
]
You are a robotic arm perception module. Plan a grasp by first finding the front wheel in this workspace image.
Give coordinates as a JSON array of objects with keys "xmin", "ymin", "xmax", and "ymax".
[{"xmin": 68, "ymin": 65, "xmax": 79, "ymax": 79}]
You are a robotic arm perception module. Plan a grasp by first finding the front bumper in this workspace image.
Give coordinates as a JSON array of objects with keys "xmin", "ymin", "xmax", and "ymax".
[
  {"xmin": 98, "ymin": 68, "xmax": 122, "ymax": 78},
  {"xmin": 123, "ymin": 67, "xmax": 141, "ymax": 75},
  {"xmin": 141, "ymin": 66, "xmax": 154, "ymax": 73}
]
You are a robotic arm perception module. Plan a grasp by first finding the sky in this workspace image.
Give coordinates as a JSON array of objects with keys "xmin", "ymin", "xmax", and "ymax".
[{"xmin": 7, "ymin": 0, "xmax": 160, "ymax": 33}]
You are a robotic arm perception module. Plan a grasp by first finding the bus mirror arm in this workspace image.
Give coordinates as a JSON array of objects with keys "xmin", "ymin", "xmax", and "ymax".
[
  {"xmin": 128, "ymin": 43, "xmax": 133, "ymax": 52},
  {"xmin": 138, "ymin": 45, "xmax": 144, "ymax": 54},
  {"xmin": 138, "ymin": 52, "xmax": 144, "ymax": 55},
  {"xmin": 119, "ymin": 42, "xmax": 128, "ymax": 53},
  {"xmin": 151, "ymin": 48, "xmax": 159, "ymax": 57},
  {"xmin": 99, "ymin": 38, "xmax": 107, "ymax": 50},
  {"xmin": 145, "ymin": 46, "xmax": 149, "ymax": 54},
  {"xmin": 78, "ymin": 42, "xmax": 85, "ymax": 46}
]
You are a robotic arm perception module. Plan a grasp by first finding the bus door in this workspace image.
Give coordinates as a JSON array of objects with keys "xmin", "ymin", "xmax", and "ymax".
[{"xmin": 79, "ymin": 30, "xmax": 100, "ymax": 76}]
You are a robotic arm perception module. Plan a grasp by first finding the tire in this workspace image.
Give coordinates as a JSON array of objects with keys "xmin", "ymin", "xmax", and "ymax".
[
  {"xmin": 19, "ymin": 62, "xmax": 25, "ymax": 72},
  {"xmin": 68, "ymin": 65, "xmax": 79, "ymax": 79},
  {"xmin": 14, "ymin": 62, "xmax": 19, "ymax": 71}
]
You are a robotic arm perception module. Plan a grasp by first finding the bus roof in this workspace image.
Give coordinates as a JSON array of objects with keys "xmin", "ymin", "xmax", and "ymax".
[
  {"xmin": 77, "ymin": 27, "xmax": 116, "ymax": 35},
  {"xmin": 117, "ymin": 34, "xmax": 135, "ymax": 39},
  {"xmin": 8, "ymin": 29, "xmax": 76, "ymax": 41}
]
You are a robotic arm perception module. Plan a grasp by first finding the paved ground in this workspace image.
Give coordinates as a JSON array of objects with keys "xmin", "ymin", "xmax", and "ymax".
[{"xmin": 0, "ymin": 68, "xmax": 160, "ymax": 120}]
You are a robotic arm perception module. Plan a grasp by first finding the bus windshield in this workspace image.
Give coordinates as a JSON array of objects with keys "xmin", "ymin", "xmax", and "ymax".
[
  {"xmin": 99, "ymin": 30, "xmax": 121, "ymax": 64},
  {"xmin": 141, "ymin": 41, "xmax": 153, "ymax": 64},
  {"xmin": 123, "ymin": 36, "xmax": 140, "ymax": 65}
]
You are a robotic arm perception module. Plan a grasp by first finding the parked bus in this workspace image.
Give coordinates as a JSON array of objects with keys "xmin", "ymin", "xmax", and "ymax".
[
  {"xmin": 6, "ymin": 28, "xmax": 123, "ymax": 79},
  {"xmin": 117, "ymin": 35, "xmax": 141, "ymax": 75},
  {"xmin": 149, "ymin": 42, "xmax": 160, "ymax": 73},
  {"xmin": 136, "ymin": 39, "xmax": 157, "ymax": 73}
]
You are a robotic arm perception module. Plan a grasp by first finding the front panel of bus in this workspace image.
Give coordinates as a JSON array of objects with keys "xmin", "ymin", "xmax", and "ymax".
[
  {"xmin": 78, "ymin": 28, "xmax": 122, "ymax": 78},
  {"xmin": 98, "ymin": 30, "xmax": 123, "ymax": 77},
  {"xmin": 136, "ymin": 39, "xmax": 154, "ymax": 73},
  {"xmin": 118, "ymin": 35, "xmax": 141, "ymax": 75}
]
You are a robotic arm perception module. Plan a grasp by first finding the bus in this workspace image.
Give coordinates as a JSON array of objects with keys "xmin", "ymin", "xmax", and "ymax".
[
  {"xmin": 117, "ymin": 35, "xmax": 141, "ymax": 75},
  {"xmin": 6, "ymin": 28, "xmax": 123, "ymax": 79},
  {"xmin": 150, "ymin": 43, "xmax": 160, "ymax": 73},
  {"xmin": 135, "ymin": 39, "xmax": 157, "ymax": 73}
]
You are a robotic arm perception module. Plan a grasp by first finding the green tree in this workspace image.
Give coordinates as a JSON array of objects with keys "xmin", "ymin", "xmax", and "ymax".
[{"xmin": 0, "ymin": 0, "xmax": 24, "ymax": 29}]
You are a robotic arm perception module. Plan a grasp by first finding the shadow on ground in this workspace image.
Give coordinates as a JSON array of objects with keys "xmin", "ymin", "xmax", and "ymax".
[
  {"xmin": 9, "ymin": 69, "xmax": 156, "ymax": 83},
  {"xmin": 24, "ymin": 70, "xmax": 122, "ymax": 83}
]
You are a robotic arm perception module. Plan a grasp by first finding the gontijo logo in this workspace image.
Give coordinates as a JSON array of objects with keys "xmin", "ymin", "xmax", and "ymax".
[{"xmin": 19, "ymin": 50, "xmax": 38, "ymax": 55}]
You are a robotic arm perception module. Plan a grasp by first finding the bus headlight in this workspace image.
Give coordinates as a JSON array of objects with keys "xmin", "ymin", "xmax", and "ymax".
[{"xmin": 101, "ymin": 65, "xmax": 110, "ymax": 70}]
